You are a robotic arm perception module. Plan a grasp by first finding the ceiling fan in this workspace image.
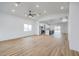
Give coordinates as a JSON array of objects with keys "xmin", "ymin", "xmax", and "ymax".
[
  {"xmin": 28, "ymin": 10, "xmax": 36, "ymax": 17},
  {"xmin": 25, "ymin": 9, "xmax": 41, "ymax": 18}
]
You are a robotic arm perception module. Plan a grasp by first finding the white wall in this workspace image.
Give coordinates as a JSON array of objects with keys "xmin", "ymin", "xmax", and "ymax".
[
  {"xmin": 69, "ymin": 2, "xmax": 79, "ymax": 51},
  {"xmin": 58, "ymin": 23, "xmax": 68, "ymax": 33},
  {"xmin": 0, "ymin": 12, "xmax": 37, "ymax": 41}
]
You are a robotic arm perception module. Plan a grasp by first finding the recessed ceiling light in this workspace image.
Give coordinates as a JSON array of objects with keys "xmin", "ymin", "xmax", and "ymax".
[
  {"xmin": 36, "ymin": 14, "xmax": 40, "ymax": 16},
  {"xmin": 62, "ymin": 18, "xmax": 68, "ymax": 22},
  {"xmin": 44, "ymin": 10, "xmax": 47, "ymax": 13},
  {"xmin": 25, "ymin": 11, "xmax": 26, "ymax": 12},
  {"xmin": 60, "ymin": 6, "xmax": 64, "ymax": 10},
  {"xmin": 14, "ymin": 3, "xmax": 18, "ymax": 7},
  {"xmin": 36, "ymin": 5, "xmax": 39, "ymax": 8},
  {"xmin": 11, "ymin": 9, "xmax": 15, "ymax": 13},
  {"xmin": 25, "ymin": 14, "xmax": 27, "ymax": 17}
]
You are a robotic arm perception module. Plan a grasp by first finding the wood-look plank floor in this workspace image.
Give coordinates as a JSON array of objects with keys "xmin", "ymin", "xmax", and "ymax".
[{"xmin": 0, "ymin": 34, "xmax": 79, "ymax": 56}]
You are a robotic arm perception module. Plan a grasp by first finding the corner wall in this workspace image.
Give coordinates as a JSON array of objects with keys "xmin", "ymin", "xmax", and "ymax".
[{"xmin": 69, "ymin": 2, "xmax": 79, "ymax": 51}]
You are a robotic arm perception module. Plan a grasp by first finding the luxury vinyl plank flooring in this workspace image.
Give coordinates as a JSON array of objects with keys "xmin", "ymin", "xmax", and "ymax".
[{"xmin": 0, "ymin": 34, "xmax": 79, "ymax": 56}]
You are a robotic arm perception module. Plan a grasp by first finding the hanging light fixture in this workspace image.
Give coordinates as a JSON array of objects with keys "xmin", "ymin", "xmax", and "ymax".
[
  {"xmin": 14, "ymin": 2, "xmax": 21, "ymax": 7},
  {"xmin": 25, "ymin": 9, "xmax": 41, "ymax": 18}
]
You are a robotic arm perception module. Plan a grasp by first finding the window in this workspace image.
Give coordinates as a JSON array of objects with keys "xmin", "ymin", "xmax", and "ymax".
[
  {"xmin": 29, "ymin": 25, "xmax": 32, "ymax": 31},
  {"xmin": 54, "ymin": 26, "xmax": 61, "ymax": 33},
  {"xmin": 24, "ymin": 24, "xmax": 32, "ymax": 31},
  {"xmin": 54, "ymin": 26, "xmax": 61, "ymax": 38}
]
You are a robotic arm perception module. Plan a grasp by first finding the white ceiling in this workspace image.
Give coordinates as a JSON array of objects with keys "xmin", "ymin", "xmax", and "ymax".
[
  {"xmin": 40, "ymin": 18, "xmax": 68, "ymax": 25},
  {"xmin": 0, "ymin": 2, "xmax": 69, "ymax": 21}
]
